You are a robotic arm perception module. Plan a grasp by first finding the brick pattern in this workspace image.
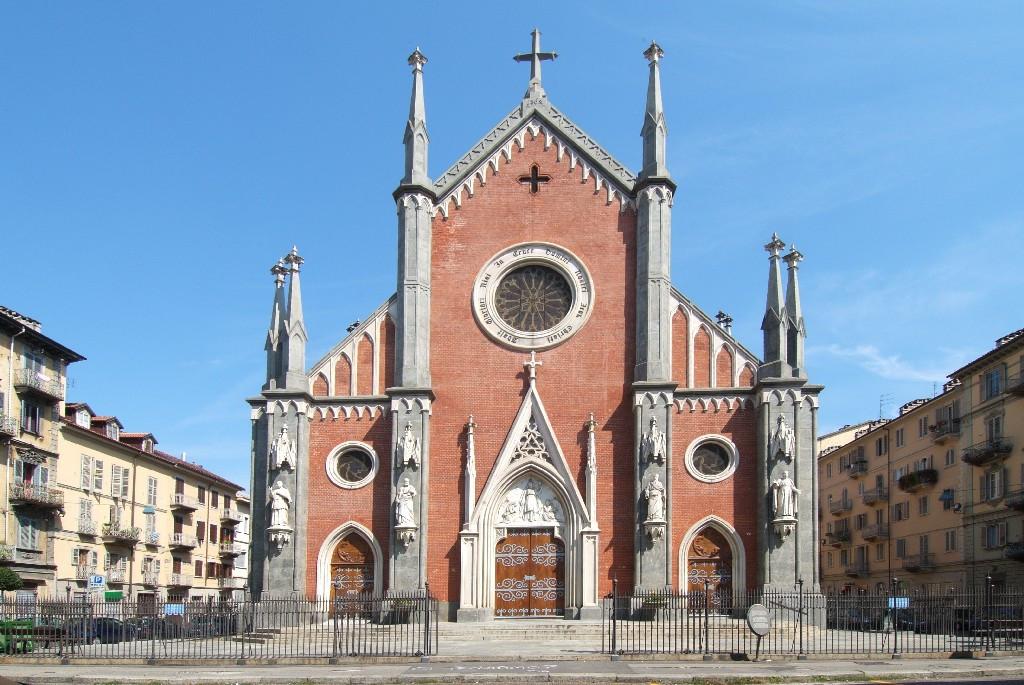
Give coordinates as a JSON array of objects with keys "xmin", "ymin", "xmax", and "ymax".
[
  {"xmin": 356, "ymin": 334, "xmax": 374, "ymax": 396},
  {"xmin": 693, "ymin": 325, "xmax": 712, "ymax": 388},
  {"xmin": 334, "ymin": 354, "xmax": 352, "ymax": 396},
  {"xmin": 715, "ymin": 346, "xmax": 734, "ymax": 388},
  {"xmin": 738, "ymin": 364, "xmax": 755, "ymax": 387},
  {"xmin": 379, "ymin": 316, "xmax": 395, "ymax": 392},
  {"xmin": 672, "ymin": 308, "xmax": 688, "ymax": 386},
  {"xmin": 312, "ymin": 372, "xmax": 329, "ymax": 396}
]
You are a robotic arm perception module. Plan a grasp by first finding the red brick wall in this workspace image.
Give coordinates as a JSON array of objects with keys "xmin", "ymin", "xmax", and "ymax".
[
  {"xmin": 312, "ymin": 373, "xmax": 329, "ymax": 396},
  {"xmin": 715, "ymin": 346, "xmax": 734, "ymax": 388},
  {"xmin": 335, "ymin": 354, "xmax": 352, "ymax": 396},
  {"xmin": 672, "ymin": 309, "xmax": 688, "ymax": 386},
  {"xmin": 738, "ymin": 364, "xmax": 755, "ymax": 387},
  {"xmin": 693, "ymin": 326, "xmax": 711, "ymax": 388},
  {"xmin": 305, "ymin": 412, "xmax": 392, "ymax": 594},
  {"xmin": 356, "ymin": 334, "xmax": 374, "ymax": 396},
  {"xmin": 672, "ymin": 406, "xmax": 759, "ymax": 591},
  {"xmin": 429, "ymin": 133, "xmax": 637, "ymax": 602},
  {"xmin": 379, "ymin": 316, "xmax": 395, "ymax": 392}
]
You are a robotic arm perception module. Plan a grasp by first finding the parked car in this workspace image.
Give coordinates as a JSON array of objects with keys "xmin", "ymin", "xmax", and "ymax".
[
  {"xmin": 186, "ymin": 613, "xmax": 238, "ymax": 637},
  {"xmin": 65, "ymin": 617, "xmax": 137, "ymax": 644},
  {"xmin": 126, "ymin": 616, "xmax": 184, "ymax": 640}
]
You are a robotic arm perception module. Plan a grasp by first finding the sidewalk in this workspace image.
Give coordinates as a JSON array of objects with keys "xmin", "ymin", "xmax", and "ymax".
[{"xmin": 5, "ymin": 656, "xmax": 1024, "ymax": 684}]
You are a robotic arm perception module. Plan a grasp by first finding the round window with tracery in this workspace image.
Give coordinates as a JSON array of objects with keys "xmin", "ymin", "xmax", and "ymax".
[
  {"xmin": 494, "ymin": 265, "xmax": 573, "ymax": 333},
  {"xmin": 684, "ymin": 436, "xmax": 739, "ymax": 484},
  {"xmin": 326, "ymin": 442, "xmax": 378, "ymax": 490}
]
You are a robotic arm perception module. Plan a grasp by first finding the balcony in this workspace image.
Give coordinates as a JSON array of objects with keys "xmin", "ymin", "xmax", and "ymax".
[
  {"xmin": 861, "ymin": 523, "xmax": 889, "ymax": 541},
  {"xmin": 102, "ymin": 523, "xmax": 141, "ymax": 546},
  {"xmin": 0, "ymin": 412, "xmax": 18, "ymax": 437},
  {"xmin": 10, "ymin": 482, "xmax": 64, "ymax": 509},
  {"xmin": 219, "ymin": 541, "xmax": 246, "ymax": 557},
  {"xmin": 168, "ymin": 573, "xmax": 193, "ymax": 587},
  {"xmin": 1007, "ymin": 374, "xmax": 1024, "ymax": 396},
  {"xmin": 221, "ymin": 508, "xmax": 243, "ymax": 524},
  {"xmin": 897, "ymin": 468, "xmax": 938, "ymax": 493},
  {"xmin": 1005, "ymin": 543, "xmax": 1024, "ymax": 562},
  {"xmin": 1005, "ymin": 489, "xmax": 1024, "ymax": 512},
  {"xmin": 845, "ymin": 561, "xmax": 870, "ymax": 578},
  {"xmin": 77, "ymin": 518, "xmax": 98, "ymax": 536},
  {"xmin": 862, "ymin": 486, "xmax": 888, "ymax": 506},
  {"xmin": 169, "ymin": 533, "xmax": 199, "ymax": 549},
  {"xmin": 144, "ymin": 530, "xmax": 161, "ymax": 546},
  {"xmin": 848, "ymin": 460, "xmax": 869, "ymax": 479},
  {"xmin": 74, "ymin": 565, "xmax": 96, "ymax": 580},
  {"xmin": 962, "ymin": 438, "xmax": 1013, "ymax": 467},
  {"xmin": 218, "ymin": 577, "xmax": 244, "ymax": 589},
  {"xmin": 826, "ymin": 530, "xmax": 851, "ymax": 547},
  {"xmin": 13, "ymin": 368, "xmax": 64, "ymax": 402},
  {"xmin": 829, "ymin": 498, "xmax": 853, "ymax": 515},
  {"xmin": 902, "ymin": 553, "xmax": 935, "ymax": 572},
  {"xmin": 106, "ymin": 568, "xmax": 127, "ymax": 584},
  {"xmin": 142, "ymin": 571, "xmax": 161, "ymax": 586},
  {"xmin": 930, "ymin": 419, "xmax": 961, "ymax": 444},
  {"xmin": 170, "ymin": 493, "xmax": 201, "ymax": 512}
]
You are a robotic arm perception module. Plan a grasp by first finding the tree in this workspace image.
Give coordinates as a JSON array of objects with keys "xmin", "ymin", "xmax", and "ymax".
[{"xmin": 0, "ymin": 567, "xmax": 24, "ymax": 597}]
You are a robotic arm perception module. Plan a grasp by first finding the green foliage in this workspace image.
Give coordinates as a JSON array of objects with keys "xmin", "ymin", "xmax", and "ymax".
[{"xmin": 0, "ymin": 566, "xmax": 24, "ymax": 592}]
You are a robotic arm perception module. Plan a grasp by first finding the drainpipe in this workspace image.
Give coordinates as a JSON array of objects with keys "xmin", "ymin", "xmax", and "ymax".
[{"xmin": 4, "ymin": 325, "xmax": 26, "ymax": 549}]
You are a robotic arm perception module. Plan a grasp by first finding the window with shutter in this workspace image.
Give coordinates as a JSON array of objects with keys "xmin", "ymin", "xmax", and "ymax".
[
  {"xmin": 147, "ymin": 477, "xmax": 157, "ymax": 505},
  {"xmin": 94, "ymin": 460, "xmax": 104, "ymax": 491},
  {"xmin": 195, "ymin": 560, "xmax": 203, "ymax": 577},
  {"xmin": 120, "ymin": 467, "xmax": 130, "ymax": 498},
  {"xmin": 111, "ymin": 465, "xmax": 121, "ymax": 497},
  {"xmin": 81, "ymin": 455, "xmax": 92, "ymax": 490}
]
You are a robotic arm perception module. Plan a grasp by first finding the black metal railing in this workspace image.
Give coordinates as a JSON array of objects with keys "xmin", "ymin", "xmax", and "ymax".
[
  {"xmin": 962, "ymin": 438, "xmax": 1014, "ymax": 467},
  {"xmin": 0, "ymin": 588, "xmax": 437, "ymax": 662},
  {"xmin": 602, "ymin": 584, "xmax": 1024, "ymax": 657}
]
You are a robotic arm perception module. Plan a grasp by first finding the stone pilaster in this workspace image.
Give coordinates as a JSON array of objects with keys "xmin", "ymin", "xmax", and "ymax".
[
  {"xmin": 389, "ymin": 393, "xmax": 431, "ymax": 591},
  {"xmin": 633, "ymin": 387, "xmax": 674, "ymax": 590}
]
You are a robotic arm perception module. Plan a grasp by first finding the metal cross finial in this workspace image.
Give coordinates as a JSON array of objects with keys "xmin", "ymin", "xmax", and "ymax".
[
  {"xmin": 513, "ymin": 28, "xmax": 557, "ymax": 92},
  {"xmin": 524, "ymin": 351, "xmax": 543, "ymax": 385}
]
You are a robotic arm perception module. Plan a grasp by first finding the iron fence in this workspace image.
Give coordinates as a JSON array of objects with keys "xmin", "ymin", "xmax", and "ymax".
[
  {"xmin": 602, "ymin": 580, "xmax": 1024, "ymax": 657},
  {"xmin": 0, "ymin": 588, "xmax": 437, "ymax": 662}
]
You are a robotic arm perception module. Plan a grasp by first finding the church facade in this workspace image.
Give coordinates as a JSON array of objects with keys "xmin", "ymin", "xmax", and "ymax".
[{"xmin": 248, "ymin": 33, "xmax": 822, "ymax": 621}]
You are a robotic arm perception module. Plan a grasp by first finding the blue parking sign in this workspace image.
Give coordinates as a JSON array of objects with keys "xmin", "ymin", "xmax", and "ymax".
[{"xmin": 88, "ymin": 574, "xmax": 104, "ymax": 589}]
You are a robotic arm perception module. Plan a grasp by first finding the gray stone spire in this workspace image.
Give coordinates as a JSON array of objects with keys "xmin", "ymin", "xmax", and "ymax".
[
  {"xmin": 759, "ymin": 233, "xmax": 790, "ymax": 380},
  {"xmin": 640, "ymin": 41, "xmax": 669, "ymax": 181},
  {"xmin": 784, "ymin": 245, "xmax": 806, "ymax": 379},
  {"xmin": 402, "ymin": 48, "xmax": 430, "ymax": 189},
  {"xmin": 263, "ymin": 259, "xmax": 289, "ymax": 390},
  {"xmin": 281, "ymin": 246, "xmax": 308, "ymax": 391},
  {"xmin": 513, "ymin": 28, "xmax": 557, "ymax": 100}
]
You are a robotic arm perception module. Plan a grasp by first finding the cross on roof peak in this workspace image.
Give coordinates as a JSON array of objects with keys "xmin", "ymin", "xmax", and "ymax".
[{"xmin": 513, "ymin": 28, "xmax": 557, "ymax": 98}]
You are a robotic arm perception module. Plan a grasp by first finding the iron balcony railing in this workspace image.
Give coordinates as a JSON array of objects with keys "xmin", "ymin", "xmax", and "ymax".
[
  {"xmin": 170, "ymin": 493, "xmax": 201, "ymax": 511},
  {"xmin": 1005, "ymin": 489, "xmax": 1024, "ymax": 512},
  {"xmin": 962, "ymin": 438, "xmax": 1014, "ymax": 467},
  {"xmin": 142, "ymin": 571, "xmax": 161, "ymax": 585},
  {"xmin": 221, "ymin": 508, "xmax": 243, "ymax": 523},
  {"xmin": 897, "ymin": 468, "xmax": 939, "ymax": 493},
  {"xmin": 0, "ymin": 412, "xmax": 18, "ymax": 436},
  {"xmin": 930, "ymin": 419, "xmax": 961, "ymax": 443},
  {"xmin": 102, "ymin": 523, "xmax": 141, "ymax": 545},
  {"xmin": 1007, "ymin": 374, "xmax": 1024, "ymax": 396},
  {"xmin": 845, "ymin": 561, "xmax": 870, "ymax": 578},
  {"xmin": 903, "ymin": 552, "xmax": 936, "ymax": 572},
  {"xmin": 168, "ymin": 573, "xmax": 193, "ymax": 587},
  {"xmin": 169, "ymin": 533, "xmax": 199, "ymax": 549},
  {"xmin": 218, "ymin": 577, "xmax": 245, "ymax": 589},
  {"xmin": 826, "ymin": 530, "xmax": 852, "ymax": 547},
  {"xmin": 862, "ymin": 486, "xmax": 888, "ymax": 505},
  {"xmin": 106, "ymin": 567, "xmax": 128, "ymax": 584},
  {"xmin": 829, "ymin": 498, "xmax": 853, "ymax": 515},
  {"xmin": 77, "ymin": 518, "xmax": 98, "ymax": 536},
  {"xmin": 74, "ymin": 565, "xmax": 97, "ymax": 580},
  {"xmin": 848, "ymin": 460, "xmax": 869, "ymax": 478},
  {"xmin": 10, "ymin": 482, "xmax": 64, "ymax": 508},
  {"xmin": 861, "ymin": 523, "xmax": 889, "ymax": 541},
  {"xmin": 219, "ymin": 542, "xmax": 246, "ymax": 557},
  {"xmin": 13, "ymin": 367, "xmax": 64, "ymax": 401},
  {"xmin": 144, "ymin": 530, "xmax": 161, "ymax": 546},
  {"xmin": 1005, "ymin": 543, "xmax": 1024, "ymax": 562}
]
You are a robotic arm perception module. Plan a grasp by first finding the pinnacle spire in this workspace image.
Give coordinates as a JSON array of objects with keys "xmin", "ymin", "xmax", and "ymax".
[
  {"xmin": 640, "ymin": 41, "xmax": 669, "ymax": 180},
  {"xmin": 402, "ymin": 48, "xmax": 430, "ymax": 188},
  {"xmin": 263, "ymin": 259, "xmax": 289, "ymax": 390},
  {"xmin": 281, "ymin": 246, "xmax": 308, "ymax": 390},
  {"xmin": 513, "ymin": 28, "xmax": 557, "ymax": 100},
  {"xmin": 760, "ymin": 233, "xmax": 790, "ymax": 379},
  {"xmin": 784, "ymin": 245, "xmax": 806, "ymax": 378}
]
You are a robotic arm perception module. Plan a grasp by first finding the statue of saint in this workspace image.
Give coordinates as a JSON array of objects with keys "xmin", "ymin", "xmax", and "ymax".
[
  {"xmin": 396, "ymin": 423, "xmax": 421, "ymax": 467},
  {"xmin": 269, "ymin": 480, "xmax": 292, "ymax": 528},
  {"xmin": 522, "ymin": 479, "xmax": 542, "ymax": 523},
  {"xmin": 640, "ymin": 416, "xmax": 666, "ymax": 465},
  {"xmin": 770, "ymin": 415, "xmax": 796, "ymax": 461},
  {"xmin": 644, "ymin": 473, "xmax": 666, "ymax": 522},
  {"xmin": 771, "ymin": 470, "xmax": 800, "ymax": 519},
  {"xmin": 395, "ymin": 478, "xmax": 417, "ymax": 528},
  {"xmin": 270, "ymin": 426, "xmax": 296, "ymax": 471}
]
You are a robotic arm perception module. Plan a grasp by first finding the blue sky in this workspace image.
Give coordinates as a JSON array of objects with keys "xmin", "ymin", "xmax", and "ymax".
[{"xmin": 2, "ymin": 2, "xmax": 1021, "ymax": 488}]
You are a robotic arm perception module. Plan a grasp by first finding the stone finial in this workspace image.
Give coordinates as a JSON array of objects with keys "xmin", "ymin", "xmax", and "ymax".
[
  {"xmin": 402, "ymin": 46, "xmax": 430, "ymax": 188},
  {"xmin": 764, "ymin": 232, "xmax": 786, "ymax": 257},
  {"xmin": 271, "ymin": 259, "xmax": 288, "ymax": 286},
  {"xmin": 783, "ymin": 244, "xmax": 804, "ymax": 268},
  {"xmin": 640, "ymin": 40, "xmax": 669, "ymax": 180},
  {"xmin": 408, "ymin": 47, "xmax": 427, "ymax": 71},
  {"xmin": 643, "ymin": 41, "xmax": 664, "ymax": 64},
  {"xmin": 284, "ymin": 245, "xmax": 304, "ymax": 271}
]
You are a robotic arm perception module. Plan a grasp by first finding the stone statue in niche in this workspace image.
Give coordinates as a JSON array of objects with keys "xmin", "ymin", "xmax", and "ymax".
[
  {"xmin": 770, "ymin": 415, "xmax": 795, "ymax": 462},
  {"xmin": 269, "ymin": 480, "xmax": 292, "ymax": 528},
  {"xmin": 771, "ymin": 470, "xmax": 800, "ymax": 519},
  {"xmin": 640, "ymin": 415, "xmax": 666, "ymax": 465},
  {"xmin": 643, "ymin": 473, "xmax": 665, "ymax": 522},
  {"xmin": 270, "ymin": 426, "xmax": 296, "ymax": 471},
  {"xmin": 396, "ymin": 422, "xmax": 421, "ymax": 467},
  {"xmin": 395, "ymin": 477, "xmax": 417, "ymax": 527}
]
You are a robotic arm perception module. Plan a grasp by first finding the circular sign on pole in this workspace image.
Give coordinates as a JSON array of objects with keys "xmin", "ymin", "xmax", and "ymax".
[{"xmin": 746, "ymin": 603, "xmax": 772, "ymax": 636}]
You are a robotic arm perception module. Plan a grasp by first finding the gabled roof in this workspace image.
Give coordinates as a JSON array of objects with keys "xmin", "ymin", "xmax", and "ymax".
[
  {"xmin": 432, "ymin": 96, "xmax": 636, "ymax": 207},
  {"xmin": 671, "ymin": 286, "xmax": 762, "ymax": 365}
]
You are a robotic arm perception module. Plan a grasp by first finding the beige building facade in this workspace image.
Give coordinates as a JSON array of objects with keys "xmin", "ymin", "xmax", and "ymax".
[{"xmin": 818, "ymin": 327, "xmax": 1024, "ymax": 593}]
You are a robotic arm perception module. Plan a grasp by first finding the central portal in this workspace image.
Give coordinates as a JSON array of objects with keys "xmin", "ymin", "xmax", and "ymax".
[{"xmin": 494, "ymin": 528, "xmax": 565, "ymax": 618}]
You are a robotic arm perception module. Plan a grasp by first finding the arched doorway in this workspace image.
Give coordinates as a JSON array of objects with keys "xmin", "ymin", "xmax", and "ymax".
[
  {"xmin": 686, "ymin": 526, "xmax": 734, "ymax": 612},
  {"xmin": 329, "ymin": 533, "xmax": 374, "ymax": 601},
  {"xmin": 494, "ymin": 528, "xmax": 565, "ymax": 617}
]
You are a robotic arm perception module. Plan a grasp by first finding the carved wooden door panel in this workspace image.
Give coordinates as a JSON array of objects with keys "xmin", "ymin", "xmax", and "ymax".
[
  {"xmin": 494, "ymin": 529, "xmax": 564, "ymax": 618},
  {"xmin": 686, "ymin": 527, "xmax": 734, "ymax": 613},
  {"xmin": 330, "ymin": 534, "xmax": 374, "ymax": 609}
]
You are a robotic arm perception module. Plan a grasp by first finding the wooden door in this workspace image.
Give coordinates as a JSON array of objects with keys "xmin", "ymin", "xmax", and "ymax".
[
  {"xmin": 686, "ymin": 527, "xmax": 734, "ymax": 613},
  {"xmin": 329, "ymin": 534, "xmax": 374, "ymax": 600},
  {"xmin": 494, "ymin": 529, "xmax": 564, "ymax": 618}
]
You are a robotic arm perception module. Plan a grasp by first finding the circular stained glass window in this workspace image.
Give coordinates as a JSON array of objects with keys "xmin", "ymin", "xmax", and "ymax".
[
  {"xmin": 494, "ymin": 265, "xmax": 573, "ymax": 333},
  {"xmin": 691, "ymin": 442, "xmax": 731, "ymax": 478},
  {"xmin": 337, "ymin": 450, "xmax": 372, "ymax": 483}
]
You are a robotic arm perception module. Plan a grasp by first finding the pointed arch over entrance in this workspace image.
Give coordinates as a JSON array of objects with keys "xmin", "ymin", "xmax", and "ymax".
[
  {"xmin": 678, "ymin": 515, "xmax": 746, "ymax": 597},
  {"xmin": 315, "ymin": 522, "xmax": 383, "ymax": 600}
]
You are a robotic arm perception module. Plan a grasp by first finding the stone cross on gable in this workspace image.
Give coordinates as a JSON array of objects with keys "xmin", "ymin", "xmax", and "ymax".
[
  {"xmin": 524, "ymin": 351, "xmax": 543, "ymax": 386},
  {"xmin": 513, "ymin": 28, "xmax": 557, "ymax": 96}
]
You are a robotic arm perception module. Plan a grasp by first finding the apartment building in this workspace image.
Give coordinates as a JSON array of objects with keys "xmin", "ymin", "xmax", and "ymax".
[
  {"xmin": 56, "ymin": 403, "xmax": 246, "ymax": 604},
  {"xmin": 818, "ymin": 327, "xmax": 1024, "ymax": 593},
  {"xmin": 0, "ymin": 307, "xmax": 86, "ymax": 597},
  {"xmin": 231, "ymin": 493, "xmax": 251, "ymax": 593}
]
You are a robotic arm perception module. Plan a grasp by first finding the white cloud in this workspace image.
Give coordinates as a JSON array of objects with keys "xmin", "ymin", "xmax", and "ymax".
[{"xmin": 810, "ymin": 343, "xmax": 964, "ymax": 383}]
